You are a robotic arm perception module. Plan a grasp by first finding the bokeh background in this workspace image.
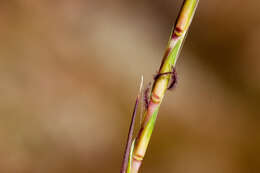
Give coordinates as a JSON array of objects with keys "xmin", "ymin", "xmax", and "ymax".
[{"xmin": 0, "ymin": 0, "xmax": 260, "ymax": 173}]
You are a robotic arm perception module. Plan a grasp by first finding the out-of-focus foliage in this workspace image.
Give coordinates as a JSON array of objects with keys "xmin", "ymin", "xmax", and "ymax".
[{"xmin": 0, "ymin": 0, "xmax": 259, "ymax": 173}]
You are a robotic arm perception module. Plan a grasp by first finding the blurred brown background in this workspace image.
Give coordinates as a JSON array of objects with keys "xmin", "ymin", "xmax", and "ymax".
[{"xmin": 0, "ymin": 0, "xmax": 260, "ymax": 173}]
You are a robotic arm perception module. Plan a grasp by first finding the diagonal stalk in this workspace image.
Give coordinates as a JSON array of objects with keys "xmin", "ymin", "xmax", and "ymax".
[{"xmin": 129, "ymin": 0, "xmax": 199, "ymax": 172}]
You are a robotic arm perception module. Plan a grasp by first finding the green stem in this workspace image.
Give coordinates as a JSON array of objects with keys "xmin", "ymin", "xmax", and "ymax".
[{"xmin": 129, "ymin": 0, "xmax": 199, "ymax": 172}]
